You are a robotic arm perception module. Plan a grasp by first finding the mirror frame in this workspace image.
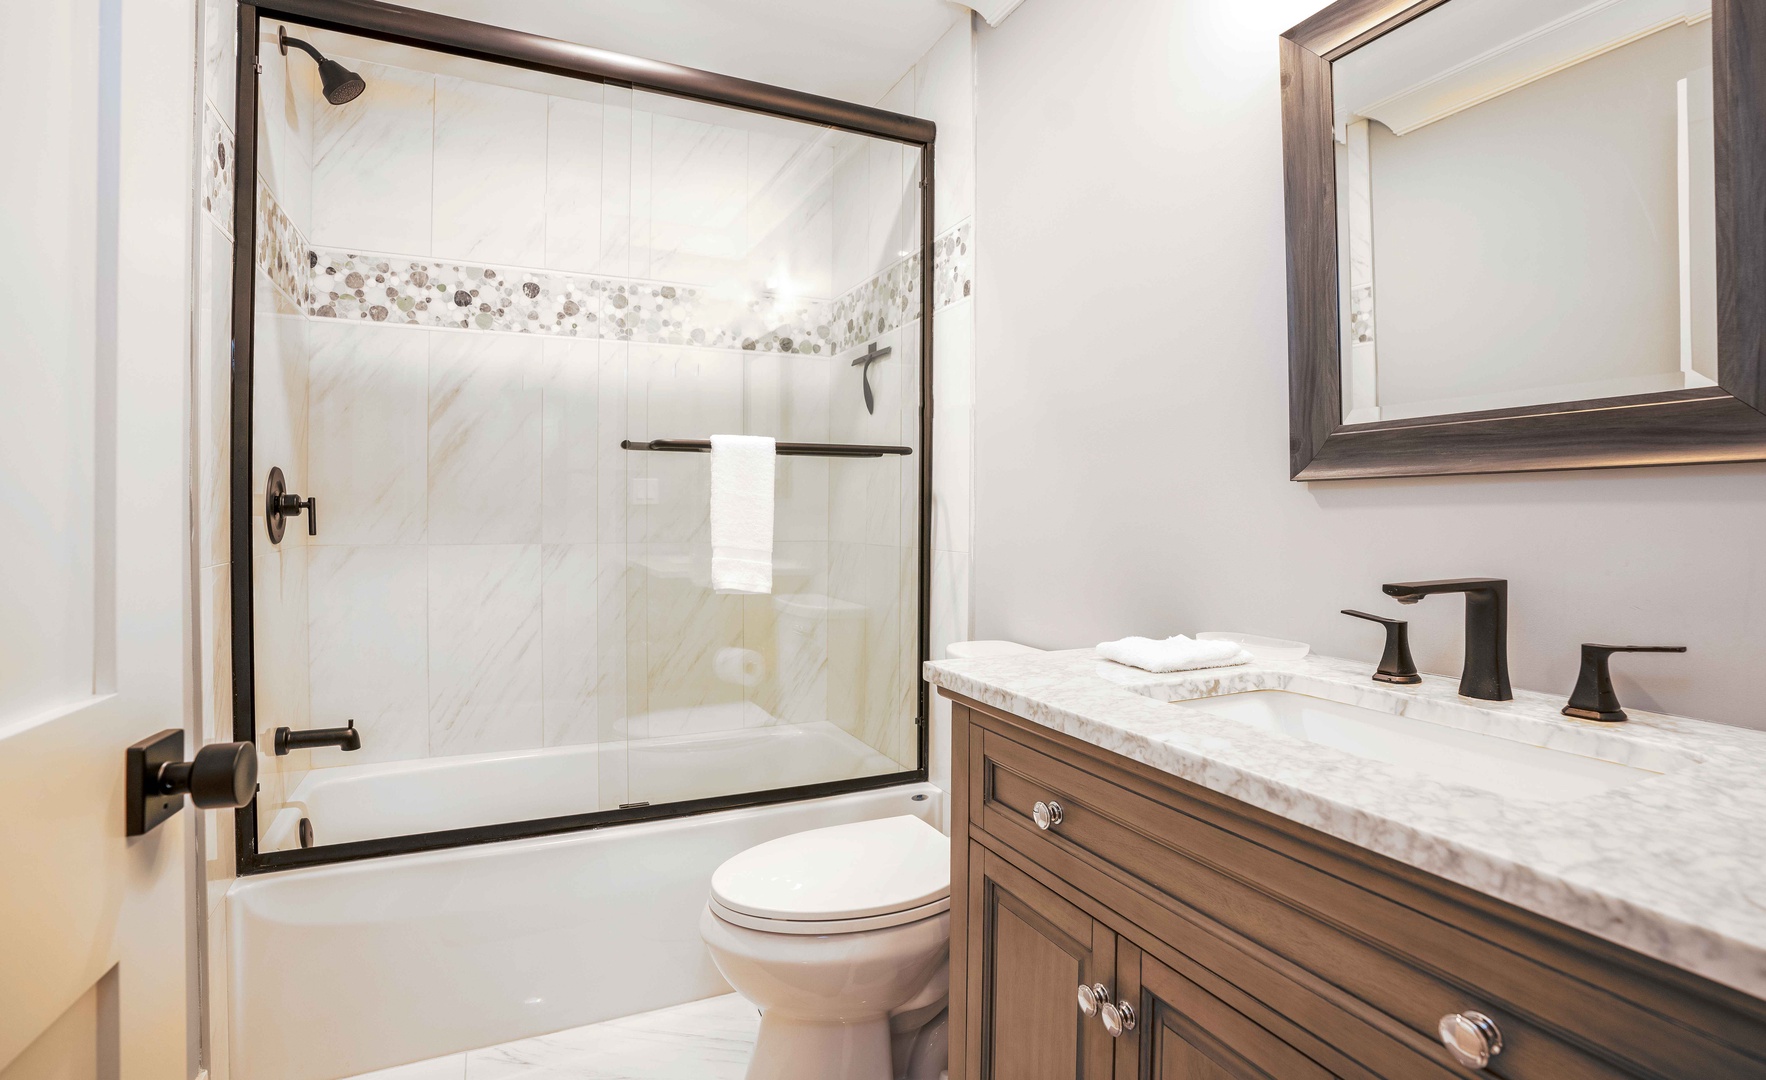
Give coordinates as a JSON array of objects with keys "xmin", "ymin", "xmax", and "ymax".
[{"xmin": 1281, "ymin": 0, "xmax": 1766, "ymax": 480}]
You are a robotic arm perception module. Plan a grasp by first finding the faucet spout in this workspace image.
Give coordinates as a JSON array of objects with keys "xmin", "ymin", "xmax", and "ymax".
[{"xmin": 1380, "ymin": 578, "xmax": 1511, "ymax": 701}]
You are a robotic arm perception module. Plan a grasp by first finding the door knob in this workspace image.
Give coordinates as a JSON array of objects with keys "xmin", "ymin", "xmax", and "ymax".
[
  {"xmin": 126, "ymin": 729, "xmax": 258, "ymax": 836},
  {"xmin": 1032, "ymin": 800, "xmax": 1063, "ymax": 830},
  {"xmin": 265, "ymin": 465, "xmax": 317, "ymax": 543},
  {"xmin": 1437, "ymin": 1011, "xmax": 1502, "ymax": 1069},
  {"xmin": 1100, "ymin": 999, "xmax": 1136, "ymax": 1037}
]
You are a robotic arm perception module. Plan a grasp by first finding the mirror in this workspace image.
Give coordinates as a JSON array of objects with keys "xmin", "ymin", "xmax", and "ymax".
[
  {"xmin": 1333, "ymin": 0, "xmax": 1713, "ymax": 423},
  {"xmin": 1281, "ymin": 0, "xmax": 1766, "ymax": 480}
]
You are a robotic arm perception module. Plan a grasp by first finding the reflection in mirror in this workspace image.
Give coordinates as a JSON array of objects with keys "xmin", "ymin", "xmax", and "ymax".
[{"xmin": 1332, "ymin": 0, "xmax": 1714, "ymax": 424}]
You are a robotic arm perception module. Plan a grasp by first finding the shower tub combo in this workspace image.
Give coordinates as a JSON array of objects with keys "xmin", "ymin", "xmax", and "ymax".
[{"xmin": 221, "ymin": 0, "xmax": 940, "ymax": 1076}]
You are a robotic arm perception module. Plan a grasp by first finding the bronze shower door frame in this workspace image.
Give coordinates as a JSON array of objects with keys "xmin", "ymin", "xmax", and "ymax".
[{"xmin": 228, "ymin": 0, "xmax": 937, "ymax": 874}]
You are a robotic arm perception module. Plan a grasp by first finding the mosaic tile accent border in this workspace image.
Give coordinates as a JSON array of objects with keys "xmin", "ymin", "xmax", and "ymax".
[
  {"xmin": 201, "ymin": 101, "xmax": 234, "ymax": 237},
  {"xmin": 254, "ymin": 185, "xmax": 972, "ymax": 354}
]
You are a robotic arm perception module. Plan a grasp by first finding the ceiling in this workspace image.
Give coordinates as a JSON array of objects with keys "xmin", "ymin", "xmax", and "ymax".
[{"xmin": 400, "ymin": 0, "xmax": 971, "ymax": 105}]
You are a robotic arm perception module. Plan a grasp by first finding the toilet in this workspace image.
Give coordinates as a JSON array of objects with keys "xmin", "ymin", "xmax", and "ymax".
[{"xmin": 700, "ymin": 815, "xmax": 951, "ymax": 1080}]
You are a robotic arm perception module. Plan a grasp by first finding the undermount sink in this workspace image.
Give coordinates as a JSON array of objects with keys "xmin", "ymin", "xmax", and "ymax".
[{"xmin": 1178, "ymin": 690, "xmax": 1669, "ymax": 803}]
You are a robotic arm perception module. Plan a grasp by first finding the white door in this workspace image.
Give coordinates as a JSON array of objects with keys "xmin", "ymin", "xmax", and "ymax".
[{"xmin": 0, "ymin": 0, "xmax": 199, "ymax": 1076}]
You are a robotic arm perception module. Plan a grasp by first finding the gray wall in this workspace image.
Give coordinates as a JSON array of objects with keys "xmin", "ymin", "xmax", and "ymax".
[{"xmin": 972, "ymin": 0, "xmax": 1766, "ymax": 730}]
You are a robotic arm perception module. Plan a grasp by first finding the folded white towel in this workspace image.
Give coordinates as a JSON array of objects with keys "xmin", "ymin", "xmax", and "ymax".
[
  {"xmin": 709, "ymin": 434, "xmax": 775, "ymax": 594},
  {"xmin": 1096, "ymin": 634, "xmax": 1253, "ymax": 673}
]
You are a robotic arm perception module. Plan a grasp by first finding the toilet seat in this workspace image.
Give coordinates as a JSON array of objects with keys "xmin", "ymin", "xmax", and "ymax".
[{"xmin": 709, "ymin": 816, "xmax": 949, "ymax": 936}]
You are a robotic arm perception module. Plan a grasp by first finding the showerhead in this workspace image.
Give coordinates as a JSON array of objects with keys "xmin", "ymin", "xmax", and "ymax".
[{"xmin": 278, "ymin": 26, "xmax": 367, "ymax": 106}]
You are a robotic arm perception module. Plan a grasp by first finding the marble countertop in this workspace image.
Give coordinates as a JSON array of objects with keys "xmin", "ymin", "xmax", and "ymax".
[{"xmin": 925, "ymin": 649, "xmax": 1766, "ymax": 1000}]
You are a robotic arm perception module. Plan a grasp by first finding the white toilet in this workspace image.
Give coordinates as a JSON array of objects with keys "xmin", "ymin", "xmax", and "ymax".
[{"xmin": 700, "ymin": 815, "xmax": 951, "ymax": 1080}]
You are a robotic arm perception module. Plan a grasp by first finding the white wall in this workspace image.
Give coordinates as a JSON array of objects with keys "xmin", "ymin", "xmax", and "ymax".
[{"xmin": 973, "ymin": 0, "xmax": 1766, "ymax": 731}]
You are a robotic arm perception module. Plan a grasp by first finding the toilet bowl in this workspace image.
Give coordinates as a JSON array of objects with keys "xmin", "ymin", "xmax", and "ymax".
[{"xmin": 700, "ymin": 815, "xmax": 951, "ymax": 1080}]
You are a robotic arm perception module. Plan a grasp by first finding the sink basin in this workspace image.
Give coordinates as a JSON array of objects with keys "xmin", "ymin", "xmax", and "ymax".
[{"xmin": 1181, "ymin": 690, "xmax": 1665, "ymax": 803}]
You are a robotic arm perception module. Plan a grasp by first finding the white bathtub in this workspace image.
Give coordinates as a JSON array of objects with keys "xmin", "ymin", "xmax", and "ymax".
[
  {"xmin": 228, "ymin": 764, "xmax": 942, "ymax": 1079},
  {"xmin": 262, "ymin": 720, "xmax": 903, "ymax": 850}
]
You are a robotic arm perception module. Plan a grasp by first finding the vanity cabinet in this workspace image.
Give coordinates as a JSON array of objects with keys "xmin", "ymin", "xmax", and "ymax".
[{"xmin": 946, "ymin": 690, "xmax": 1766, "ymax": 1080}]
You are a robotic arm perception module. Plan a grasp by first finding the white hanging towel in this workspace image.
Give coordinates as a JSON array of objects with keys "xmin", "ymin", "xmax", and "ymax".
[
  {"xmin": 709, "ymin": 434, "xmax": 776, "ymax": 594},
  {"xmin": 1096, "ymin": 634, "xmax": 1252, "ymax": 674}
]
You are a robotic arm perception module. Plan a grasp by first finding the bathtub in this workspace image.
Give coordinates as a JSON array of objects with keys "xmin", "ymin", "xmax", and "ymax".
[
  {"xmin": 228, "ymin": 747, "xmax": 941, "ymax": 1080},
  {"xmin": 262, "ymin": 720, "xmax": 903, "ymax": 850}
]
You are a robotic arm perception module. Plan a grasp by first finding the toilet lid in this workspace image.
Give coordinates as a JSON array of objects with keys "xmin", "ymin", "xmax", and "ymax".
[{"xmin": 710, "ymin": 815, "xmax": 949, "ymax": 922}]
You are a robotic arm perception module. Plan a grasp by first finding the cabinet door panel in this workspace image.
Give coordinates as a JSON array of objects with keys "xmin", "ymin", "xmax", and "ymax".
[
  {"xmin": 1118, "ymin": 940, "xmax": 1336, "ymax": 1080},
  {"xmin": 967, "ymin": 843, "xmax": 1115, "ymax": 1080}
]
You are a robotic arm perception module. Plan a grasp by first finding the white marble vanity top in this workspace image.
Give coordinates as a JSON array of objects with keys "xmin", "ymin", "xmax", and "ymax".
[{"xmin": 925, "ymin": 649, "xmax": 1766, "ymax": 1000}]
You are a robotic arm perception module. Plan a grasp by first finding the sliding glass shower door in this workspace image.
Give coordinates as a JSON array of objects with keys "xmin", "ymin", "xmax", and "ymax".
[{"xmin": 240, "ymin": 15, "xmax": 927, "ymax": 865}]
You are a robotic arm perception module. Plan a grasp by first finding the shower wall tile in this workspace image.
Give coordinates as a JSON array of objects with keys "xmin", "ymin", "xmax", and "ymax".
[
  {"xmin": 196, "ymin": 223, "xmax": 234, "ymax": 569},
  {"xmin": 831, "ymin": 141, "xmax": 872, "ymax": 296},
  {"xmin": 254, "ymin": 23, "xmax": 317, "ymax": 238},
  {"xmin": 594, "ymin": 543, "xmax": 634, "ymax": 808},
  {"xmin": 598, "ymin": 87, "xmax": 636, "ymax": 279},
  {"xmin": 748, "ymin": 541, "xmax": 832, "ymax": 727},
  {"xmin": 597, "ymin": 344, "xmax": 631, "ymax": 543},
  {"xmin": 433, "ymin": 76, "xmax": 548, "ymax": 267},
  {"xmin": 914, "ymin": 21, "xmax": 976, "ymax": 235},
  {"xmin": 308, "ymin": 544, "xmax": 430, "ymax": 766},
  {"xmin": 257, "ymin": 182, "xmax": 313, "ymax": 313},
  {"xmin": 645, "ymin": 111, "xmax": 750, "ymax": 285},
  {"xmin": 312, "ymin": 59, "xmax": 434, "ymax": 255},
  {"xmin": 633, "ymin": 345, "xmax": 744, "ymax": 544},
  {"xmin": 308, "ymin": 320, "xmax": 430, "ymax": 545},
  {"xmin": 201, "ymin": 0, "xmax": 237, "ymax": 129},
  {"xmin": 745, "ymin": 352, "xmax": 830, "ymax": 544},
  {"xmin": 633, "ymin": 543, "xmax": 746, "ymax": 741},
  {"xmin": 826, "ymin": 541, "xmax": 906, "ymax": 754},
  {"xmin": 829, "ymin": 329, "xmax": 905, "ymax": 547},
  {"xmin": 537, "ymin": 338, "xmax": 601, "ymax": 544},
  {"xmin": 747, "ymin": 131, "xmax": 835, "ymax": 300},
  {"xmin": 252, "ymin": 547, "xmax": 311, "ymax": 749},
  {"xmin": 200, "ymin": 100, "xmax": 235, "ymax": 236},
  {"xmin": 428, "ymin": 544, "xmax": 543, "ymax": 756},
  {"xmin": 897, "ymin": 319, "xmax": 923, "ymax": 552},
  {"xmin": 546, "ymin": 94, "xmax": 605, "ymax": 274},
  {"xmin": 932, "ymin": 298, "xmax": 974, "ymax": 554},
  {"xmin": 427, "ymin": 332, "xmax": 544, "ymax": 544},
  {"xmin": 541, "ymin": 543, "xmax": 599, "ymax": 747},
  {"xmin": 252, "ymin": 269, "xmax": 309, "ymax": 503}
]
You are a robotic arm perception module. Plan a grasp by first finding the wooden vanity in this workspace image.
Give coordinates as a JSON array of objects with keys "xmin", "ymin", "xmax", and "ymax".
[{"xmin": 945, "ymin": 690, "xmax": 1766, "ymax": 1079}]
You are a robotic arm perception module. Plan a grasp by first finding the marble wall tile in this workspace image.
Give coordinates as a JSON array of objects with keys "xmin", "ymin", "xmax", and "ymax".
[
  {"xmin": 897, "ymin": 319, "xmax": 923, "ymax": 551},
  {"xmin": 632, "ymin": 543, "xmax": 746, "ymax": 741},
  {"xmin": 252, "ymin": 270, "xmax": 309, "ymax": 513},
  {"xmin": 307, "ymin": 320, "xmax": 429, "ymax": 545},
  {"xmin": 932, "ymin": 298, "xmax": 973, "ymax": 554},
  {"xmin": 542, "ymin": 544, "xmax": 598, "ymax": 747},
  {"xmin": 746, "ymin": 130, "xmax": 835, "ymax": 300},
  {"xmin": 200, "ymin": 564, "xmax": 233, "ymax": 748},
  {"xmin": 915, "ymin": 22, "xmax": 976, "ymax": 235},
  {"xmin": 829, "ymin": 329, "xmax": 904, "ymax": 547},
  {"xmin": 928, "ymin": 548, "xmax": 972, "ymax": 790},
  {"xmin": 536, "ymin": 338, "xmax": 600, "ymax": 544},
  {"xmin": 202, "ymin": 0, "xmax": 237, "ymax": 129},
  {"xmin": 645, "ymin": 110, "xmax": 751, "ymax": 285},
  {"xmin": 826, "ymin": 541, "xmax": 907, "ymax": 752},
  {"xmin": 546, "ymin": 94, "xmax": 605, "ymax": 274},
  {"xmin": 748, "ymin": 541, "xmax": 832, "ymax": 727},
  {"xmin": 598, "ymin": 86, "xmax": 636, "ymax": 279},
  {"xmin": 742, "ymin": 352, "xmax": 829, "ymax": 544},
  {"xmin": 254, "ymin": 23, "xmax": 316, "ymax": 237},
  {"xmin": 632, "ymin": 345, "xmax": 744, "ymax": 544},
  {"xmin": 831, "ymin": 140, "xmax": 872, "ymax": 297},
  {"xmin": 197, "ymin": 223, "xmax": 234, "ymax": 569},
  {"xmin": 433, "ymin": 76, "xmax": 548, "ymax": 266},
  {"xmin": 307, "ymin": 544, "xmax": 430, "ymax": 766},
  {"xmin": 428, "ymin": 544, "xmax": 543, "ymax": 755},
  {"xmin": 428, "ymin": 332, "xmax": 543, "ymax": 544},
  {"xmin": 252, "ymin": 547, "xmax": 311, "ymax": 757},
  {"xmin": 312, "ymin": 59, "xmax": 434, "ymax": 255},
  {"xmin": 597, "ymin": 343, "xmax": 631, "ymax": 543},
  {"xmin": 595, "ymin": 543, "xmax": 638, "ymax": 807}
]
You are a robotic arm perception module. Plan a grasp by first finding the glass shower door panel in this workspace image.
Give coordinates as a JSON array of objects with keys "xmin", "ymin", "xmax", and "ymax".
[{"xmin": 618, "ymin": 91, "xmax": 924, "ymax": 810}]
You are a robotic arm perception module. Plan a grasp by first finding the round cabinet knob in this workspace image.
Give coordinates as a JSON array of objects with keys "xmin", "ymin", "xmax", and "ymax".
[
  {"xmin": 1032, "ymin": 800, "xmax": 1064, "ymax": 830},
  {"xmin": 1076, "ymin": 983, "xmax": 1107, "ymax": 1017},
  {"xmin": 160, "ymin": 742, "xmax": 258, "ymax": 809},
  {"xmin": 1100, "ymin": 1000, "xmax": 1136, "ymax": 1038},
  {"xmin": 1438, "ymin": 1011, "xmax": 1502, "ymax": 1069}
]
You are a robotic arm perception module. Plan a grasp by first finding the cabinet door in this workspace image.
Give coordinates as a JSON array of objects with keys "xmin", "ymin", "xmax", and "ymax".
[
  {"xmin": 965, "ymin": 843, "xmax": 1117, "ymax": 1080},
  {"xmin": 1115, "ymin": 941, "xmax": 1338, "ymax": 1080}
]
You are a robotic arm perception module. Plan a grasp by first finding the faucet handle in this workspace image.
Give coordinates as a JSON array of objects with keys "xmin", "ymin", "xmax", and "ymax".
[
  {"xmin": 1562, "ymin": 644, "xmax": 1686, "ymax": 722},
  {"xmin": 1342, "ymin": 610, "xmax": 1421, "ymax": 685}
]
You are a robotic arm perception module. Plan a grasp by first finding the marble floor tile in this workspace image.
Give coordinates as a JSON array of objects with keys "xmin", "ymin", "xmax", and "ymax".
[{"xmin": 341, "ymin": 995, "xmax": 758, "ymax": 1080}]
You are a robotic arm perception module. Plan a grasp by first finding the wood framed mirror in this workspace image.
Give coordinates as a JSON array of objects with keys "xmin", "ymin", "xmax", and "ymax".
[{"xmin": 1282, "ymin": 0, "xmax": 1766, "ymax": 480}]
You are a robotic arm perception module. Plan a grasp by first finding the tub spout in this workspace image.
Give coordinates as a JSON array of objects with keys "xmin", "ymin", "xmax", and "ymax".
[{"xmin": 275, "ymin": 720, "xmax": 361, "ymax": 755}]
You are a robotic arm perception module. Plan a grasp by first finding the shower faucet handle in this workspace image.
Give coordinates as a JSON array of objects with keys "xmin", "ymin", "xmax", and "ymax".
[
  {"xmin": 264, "ymin": 465, "xmax": 316, "ymax": 542},
  {"xmin": 1341, "ymin": 610, "xmax": 1421, "ymax": 685}
]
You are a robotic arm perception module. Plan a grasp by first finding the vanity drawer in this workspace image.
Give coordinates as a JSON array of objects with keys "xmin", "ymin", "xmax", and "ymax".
[{"xmin": 967, "ymin": 712, "xmax": 1766, "ymax": 1080}]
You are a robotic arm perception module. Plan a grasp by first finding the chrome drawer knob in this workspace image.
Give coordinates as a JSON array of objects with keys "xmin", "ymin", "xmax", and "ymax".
[
  {"xmin": 1032, "ymin": 800, "xmax": 1063, "ymax": 830},
  {"xmin": 1438, "ymin": 1011, "xmax": 1502, "ymax": 1069},
  {"xmin": 1076, "ymin": 983, "xmax": 1107, "ymax": 1017},
  {"xmin": 1100, "ymin": 999, "xmax": 1136, "ymax": 1037}
]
